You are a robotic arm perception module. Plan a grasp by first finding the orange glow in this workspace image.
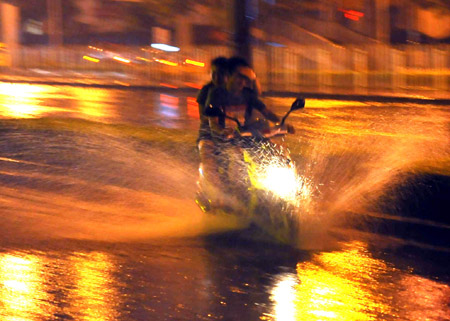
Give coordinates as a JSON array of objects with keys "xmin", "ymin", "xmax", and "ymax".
[
  {"xmin": 88, "ymin": 46, "xmax": 103, "ymax": 51},
  {"xmin": 344, "ymin": 12, "xmax": 360, "ymax": 21},
  {"xmin": 159, "ymin": 83, "xmax": 178, "ymax": 89},
  {"xmin": 187, "ymin": 96, "xmax": 199, "ymax": 119},
  {"xmin": 83, "ymin": 55, "xmax": 100, "ymax": 63},
  {"xmin": 346, "ymin": 10, "xmax": 364, "ymax": 17},
  {"xmin": 339, "ymin": 8, "xmax": 364, "ymax": 21},
  {"xmin": 184, "ymin": 82, "xmax": 202, "ymax": 89},
  {"xmin": 136, "ymin": 56, "xmax": 151, "ymax": 62},
  {"xmin": 113, "ymin": 80, "xmax": 130, "ymax": 86},
  {"xmin": 155, "ymin": 59, "xmax": 178, "ymax": 66},
  {"xmin": 417, "ymin": 8, "xmax": 450, "ymax": 39},
  {"xmin": 185, "ymin": 59, "xmax": 205, "ymax": 67},
  {"xmin": 113, "ymin": 56, "xmax": 130, "ymax": 64}
]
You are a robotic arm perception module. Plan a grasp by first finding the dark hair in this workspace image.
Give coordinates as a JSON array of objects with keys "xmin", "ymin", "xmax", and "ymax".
[
  {"xmin": 227, "ymin": 56, "xmax": 250, "ymax": 75},
  {"xmin": 211, "ymin": 56, "xmax": 228, "ymax": 71}
]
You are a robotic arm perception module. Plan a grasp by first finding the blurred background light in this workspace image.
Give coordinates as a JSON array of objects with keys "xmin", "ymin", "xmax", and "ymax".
[{"xmin": 150, "ymin": 44, "xmax": 180, "ymax": 52}]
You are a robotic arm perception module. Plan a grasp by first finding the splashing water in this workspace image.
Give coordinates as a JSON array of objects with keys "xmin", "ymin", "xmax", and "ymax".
[
  {"xmin": 0, "ymin": 119, "xmax": 242, "ymax": 243},
  {"xmin": 286, "ymin": 100, "xmax": 450, "ymax": 249},
  {"xmin": 1, "ymin": 97, "xmax": 448, "ymax": 250}
]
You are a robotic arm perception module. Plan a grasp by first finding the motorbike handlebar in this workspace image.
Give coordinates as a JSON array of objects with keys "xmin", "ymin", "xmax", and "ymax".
[{"xmin": 226, "ymin": 124, "xmax": 294, "ymax": 139}]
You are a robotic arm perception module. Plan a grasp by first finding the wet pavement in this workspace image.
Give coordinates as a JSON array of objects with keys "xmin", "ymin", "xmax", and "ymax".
[{"xmin": 0, "ymin": 83, "xmax": 449, "ymax": 320}]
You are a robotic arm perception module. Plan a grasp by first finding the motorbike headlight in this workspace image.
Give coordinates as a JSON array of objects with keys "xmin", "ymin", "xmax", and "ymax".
[{"xmin": 260, "ymin": 165, "xmax": 299, "ymax": 202}]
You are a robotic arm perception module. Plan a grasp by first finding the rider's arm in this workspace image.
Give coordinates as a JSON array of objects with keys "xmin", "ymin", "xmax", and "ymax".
[
  {"xmin": 249, "ymin": 92, "xmax": 280, "ymax": 124},
  {"xmin": 204, "ymin": 87, "xmax": 226, "ymax": 117},
  {"xmin": 251, "ymin": 78, "xmax": 262, "ymax": 96},
  {"xmin": 260, "ymin": 106, "xmax": 280, "ymax": 124},
  {"xmin": 204, "ymin": 87, "xmax": 231, "ymax": 136},
  {"xmin": 196, "ymin": 83, "xmax": 213, "ymax": 119}
]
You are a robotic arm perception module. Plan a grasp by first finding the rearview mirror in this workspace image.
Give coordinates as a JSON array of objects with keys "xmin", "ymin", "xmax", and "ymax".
[
  {"xmin": 280, "ymin": 98, "xmax": 306, "ymax": 126},
  {"xmin": 290, "ymin": 98, "xmax": 305, "ymax": 111}
]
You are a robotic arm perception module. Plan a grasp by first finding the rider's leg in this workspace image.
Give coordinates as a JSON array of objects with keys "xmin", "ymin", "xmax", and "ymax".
[
  {"xmin": 199, "ymin": 139, "xmax": 220, "ymax": 185},
  {"xmin": 198, "ymin": 139, "xmax": 227, "ymax": 207},
  {"xmin": 221, "ymin": 144, "xmax": 248, "ymax": 211},
  {"xmin": 224, "ymin": 145, "xmax": 245, "ymax": 187},
  {"xmin": 198, "ymin": 140, "xmax": 246, "ymax": 212}
]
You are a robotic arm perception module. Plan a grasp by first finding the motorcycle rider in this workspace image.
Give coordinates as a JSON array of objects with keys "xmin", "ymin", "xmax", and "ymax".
[
  {"xmin": 196, "ymin": 56, "xmax": 228, "ymax": 146},
  {"xmin": 195, "ymin": 57, "xmax": 229, "ymax": 211},
  {"xmin": 201, "ymin": 57, "xmax": 281, "ymax": 209},
  {"xmin": 204, "ymin": 56, "xmax": 280, "ymax": 139}
]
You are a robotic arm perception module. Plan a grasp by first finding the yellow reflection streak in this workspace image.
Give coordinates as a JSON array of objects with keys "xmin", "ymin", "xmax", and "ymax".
[
  {"xmin": 265, "ymin": 97, "xmax": 368, "ymax": 109},
  {"xmin": 269, "ymin": 241, "xmax": 392, "ymax": 321},
  {"xmin": 185, "ymin": 59, "xmax": 205, "ymax": 67},
  {"xmin": 270, "ymin": 273, "xmax": 298, "ymax": 321},
  {"xmin": 112, "ymin": 56, "xmax": 130, "ymax": 64},
  {"xmin": 69, "ymin": 87, "xmax": 115, "ymax": 121},
  {"xmin": 70, "ymin": 252, "xmax": 118, "ymax": 321},
  {"xmin": 0, "ymin": 83, "xmax": 56, "ymax": 119},
  {"xmin": 0, "ymin": 253, "xmax": 48, "ymax": 321},
  {"xmin": 306, "ymin": 99, "xmax": 368, "ymax": 108},
  {"xmin": 155, "ymin": 59, "xmax": 178, "ymax": 67},
  {"xmin": 83, "ymin": 56, "xmax": 100, "ymax": 63}
]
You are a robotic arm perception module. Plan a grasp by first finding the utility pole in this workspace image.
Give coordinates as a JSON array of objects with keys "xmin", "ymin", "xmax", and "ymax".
[
  {"xmin": 233, "ymin": 0, "xmax": 252, "ymax": 64},
  {"xmin": 375, "ymin": 0, "xmax": 390, "ymax": 43},
  {"xmin": 47, "ymin": 0, "xmax": 63, "ymax": 46}
]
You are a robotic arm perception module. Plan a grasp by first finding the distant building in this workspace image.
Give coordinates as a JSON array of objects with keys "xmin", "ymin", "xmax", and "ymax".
[
  {"xmin": 255, "ymin": 0, "xmax": 450, "ymax": 44},
  {"xmin": 1, "ymin": 0, "xmax": 153, "ymax": 46},
  {"xmin": 2, "ymin": 0, "xmax": 449, "ymax": 47}
]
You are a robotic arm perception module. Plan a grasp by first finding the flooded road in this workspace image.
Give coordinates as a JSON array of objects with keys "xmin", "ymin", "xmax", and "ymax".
[{"xmin": 0, "ymin": 83, "xmax": 449, "ymax": 320}]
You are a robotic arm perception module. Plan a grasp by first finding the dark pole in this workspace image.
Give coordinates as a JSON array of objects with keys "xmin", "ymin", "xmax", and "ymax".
[
  {"xmin": 233, "ymin": 0, "xmax": 252, "ymax": 64},
  {"xmin": 47, "ymin": 0, "xmax": 63, "ymax": 46}
]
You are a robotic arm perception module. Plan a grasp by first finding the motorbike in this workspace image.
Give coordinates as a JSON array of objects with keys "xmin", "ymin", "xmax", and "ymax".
[{"xmin": 196, "ymin": 98, "xmax": 306, "ymax": 245}]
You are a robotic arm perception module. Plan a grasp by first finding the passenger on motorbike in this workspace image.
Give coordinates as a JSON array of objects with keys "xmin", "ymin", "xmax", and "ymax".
[
  {"xmin": 246, "ymin": 68, "xmax": 262, "ymax": 96},
  {"xmin": 202, "ymin": 57, "xmax": 281, "ymax": 209},
  {"xmin": 204, "ymin": 56, "xmax": 280, "ymax": 140},
  {"xmin": 196, "ymin": 56, "xmax": 228, "ymax": 146},
  {"xmin": 195, "ymin": 57, "xmax": 229, "ymax": 210}
]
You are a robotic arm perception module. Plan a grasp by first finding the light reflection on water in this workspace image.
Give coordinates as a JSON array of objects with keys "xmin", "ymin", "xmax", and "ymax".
[
  {"xmin": 0, "ymin": 85, "xmax": 449, "ymax": 320},
  {"xmin": 268, "ymin": 241, "xmax": 450, "ymax": 321},
  {"xmin": 0, "ymin": 83, "xmax": 116, "ymax": 121},
  {"xmin": 69, "ymin": 87, "xmax": 117, "ymax": 121},
  {"xmin": 0, "ymin": 83, "xmax": 201, "ymax": 128},
  {"xmin": 159, "ymin": 94, "xmax": 180, "ymax": 118},
  {"xmin": 292, "ymin": 241, "xmax": 391, "ymax": 321},
  {"xmin": 0, "ymin": 83, "xmax": 203, "ymax": 131},
  {"xmin": 69, "ymin": 252, "xmax": 118, "ymax": 321},
  {"xmin": 0, "ymin": 83, "xmax": 59, "ymax": 119},
  {"xmin": 1, "ymin": 242, "xmax": 448, "ymax": 321},
  {"xmin": 0, "ymin": 251, "xmax": 119, "ymax": 321},
  {"xmin": 0, "ymin": 253, "xmax": 49, "ymax": 321}
]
